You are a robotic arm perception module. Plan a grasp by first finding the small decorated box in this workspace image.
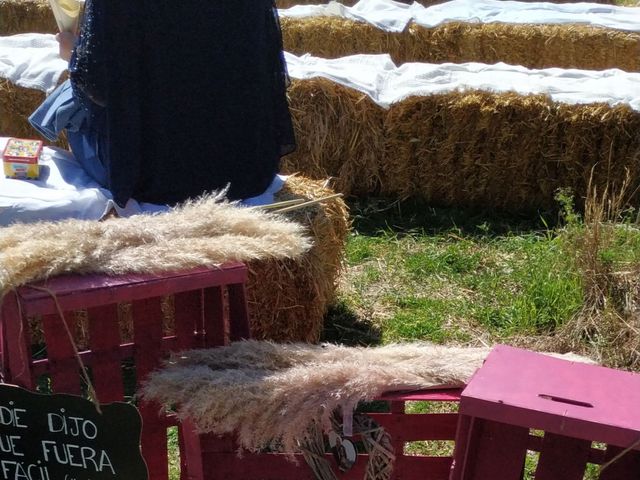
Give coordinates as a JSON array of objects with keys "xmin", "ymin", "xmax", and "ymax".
[{"xmin": 2, "ymin": 138, "xmax": 43, "ymax": 179}]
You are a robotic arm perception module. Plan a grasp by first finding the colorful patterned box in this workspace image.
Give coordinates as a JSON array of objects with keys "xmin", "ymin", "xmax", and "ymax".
[{"xmin": 3, "ymin": 138, "xmax": 43, "ymax": 180}]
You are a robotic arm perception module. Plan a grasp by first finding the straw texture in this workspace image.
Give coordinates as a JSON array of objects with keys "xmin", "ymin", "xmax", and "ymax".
[
  {"xmin": 247, "ymin": 175, "xmax": 349, "ymax": 342},
  {"xmin": 382, "ymin": 91, "xmax": 640, "ymax": 211},
  {"xmin": 281, "ymin": 19, "xmax": 640, "ymax": 71},
  {"xmin": 0, "ymin": 0, "xmax": 56, "ymax": 35},
  {"xmin": 282, "ymin": 78, "xmax": 385, "ymax": 196}
]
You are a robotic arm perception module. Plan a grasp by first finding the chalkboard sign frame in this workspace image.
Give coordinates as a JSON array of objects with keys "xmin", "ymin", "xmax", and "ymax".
[{"xmin": 0, "ymin": 384, "xmax": 148, "ymax": 480}]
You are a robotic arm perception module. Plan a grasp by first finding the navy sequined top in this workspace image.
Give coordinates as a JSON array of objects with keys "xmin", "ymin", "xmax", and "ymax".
[{"xmin": 70, "ymin": 0, "xmax": 296, "ymax": 206}]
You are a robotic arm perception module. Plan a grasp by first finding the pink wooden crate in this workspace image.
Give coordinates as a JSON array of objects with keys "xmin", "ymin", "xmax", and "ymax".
[
  {"xmin": 0, "ymin": 264, "xmax": 250, "ymax": 480},
  {"xmin": 181, "ymin": 389, "xmax": 463, "ymax": 480},
  {"xmin": 451, "ymin": 344, "xmax": 640, "ymax": 480}
]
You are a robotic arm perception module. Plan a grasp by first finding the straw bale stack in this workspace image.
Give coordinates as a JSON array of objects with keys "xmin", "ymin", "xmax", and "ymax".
[
  {"xmin": 0, "ymin": 79, "xmax": 45, "ymax": 138},
  {"xmin": 277, "ymin": 0, "xmax": 448, "ymax": 8},
  {"xmin": 281, "ymin": 17, "xmax": 406, "ymax": 64},
  {"xmin": 282, "ymin": 78, "xmax": 385, "ymax": 195},
  {"xmin": 276, "ymin": 0, "xmax": 613, "ymax": 9},
  {"xmin": 382, "ymin": 91, "xmax": 640, "ymax": 211},
  {"xmin": 3, "ymin": 75, "xmax": 640, "ymax": 212},
  {"xmin": 247, "ymin": 175, "xmax": 349, "ymax": 342},
  {"xmin": 0, "ymin": 0, "xmax": 55, "ymax": 35},
  {"xmin": 281, "ymin": 19, "xmax": 640, "ymax": 71}
]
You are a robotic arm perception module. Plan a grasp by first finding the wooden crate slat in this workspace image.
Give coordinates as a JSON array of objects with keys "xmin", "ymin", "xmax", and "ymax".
[
  {"xmin": 173, "ymin": 290, "xmax": 203, "ymax": 351},
  {"xmin": 132, "ymin": 296, "xmax": 168, "ymax": 480},
  {"xmin": 199, "ymin": 451, "xmax": 452, "ymax": 480},
  {"xmin": 16, "ymin": 265, "xmax": 247, "ymax": 316},
  {"xmin": 41, "ymin": 312, "xmax": 82, "ymax": 395},
  {"xmin": 368, "ymin": 412, "xmax": 459, "ymax": 442},
  {"xmin": 0, "ymin": 291, "xmax": 34, "ymax": 388},
  {"xmin": 87, "ymin": 304, "xmax": 124, "ymax": 403},
  {"xmin": 534, "ymin": 433, "xmax": 591, "ymax": 479},
  {"xmin": 227, "ymin": 283, "xmax": 250, "ymax": 341},
  {"xmin": 461, "ymin": 418, "xmax": 529, "ymax": 480},
  {"xmin": 203, "ymin": 287, "xmax": 225, "ymax": 348}
]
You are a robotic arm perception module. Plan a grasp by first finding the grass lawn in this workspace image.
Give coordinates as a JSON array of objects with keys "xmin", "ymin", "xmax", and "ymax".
[{"xmin": 323, "ymin": 197, "xmax": 640, "ymax": 368}]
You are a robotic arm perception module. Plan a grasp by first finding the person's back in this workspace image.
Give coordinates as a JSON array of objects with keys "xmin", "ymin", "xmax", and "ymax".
[{"xmin": 59, "ymin": 0, "xmax": 295, "ymax": 207}]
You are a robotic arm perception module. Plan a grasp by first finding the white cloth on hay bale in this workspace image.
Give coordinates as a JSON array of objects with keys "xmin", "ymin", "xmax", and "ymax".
[
  {"xmin": 3, "ymin": 34, "xmax": 639, "ymax": 113},
  {"xmin": 278, "ymin": 0, "xmax": 640, "ymax": 33},
  {"xmin": 0, "ymin": 137, "xmax": 287, "ymax": 226}
]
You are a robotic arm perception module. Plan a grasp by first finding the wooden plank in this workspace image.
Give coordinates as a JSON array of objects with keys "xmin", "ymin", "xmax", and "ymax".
[
  {"xmin": 449, "ymin": 414, "xmax": 473, "ymax": 480},
  {"xmin": 132, "ymin": 296, "xmax": 168, "ymax": 480},
  {"xmin": 534, "ymin": 433, "xmax": 591, "ymax": 479},
  {"xmin": 599, "ymin": 445, "xmax": 640, "ymax": 480},
  {"xmin": 173, "ymin": 290, "xmax": 203, "ymax": 351},
  {"xmin": 368, "ymin": 412, "xmax": 459, "ymax": 442},
  {"xmin": 41, "ymin": 312, "xmax": 82, "ymax": 395},
  {"xmin": 87, "ymin": 304, "xmax": 124, "ymax": 403},
  {"xmin": 200, "ymin": 451, "xmax": 452, "ymax": 480},
  {"xmin": 30, "ymin": 337, "xmax": 184, "ymax": 377},
  {"xmin": 132, "ymin": 297, "xmax": 164, "ymax": 382},
  {"xmin": 203, "ymin": 287, "xmax": 225, "ymax": 347},
  {"xmin": 461, "ymin": 345, "xmax": 640, "ymax": 448},
  {"xmin": 16, "ymin": 264, "xmax": 247, "ymax": 316},
  {"xmin": 459, "ymin": 418, "xmax": 529, "ymax": 480},
  {"xmin": 227, "ymin": 283, "xmax": 250, "ymax": 341},
  {"xmin": 380, "ymin": 389, "xmax": 462, "ymax": 402},
  {"xmin": 0, "ymin": 291, "xmax": 35, "ymax": 388},
  {"xmin": 179, "ymin": 419, "xmax": 204, "ymax": 480},
  {"xmin": 139, "ymin": 403, "xmax": 169, "ymax": 480}
]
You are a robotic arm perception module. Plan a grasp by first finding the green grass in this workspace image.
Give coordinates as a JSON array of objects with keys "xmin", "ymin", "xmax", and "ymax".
[{"xmin": 331, "ymin": 199, "xmax": 585, "ymax": 347}]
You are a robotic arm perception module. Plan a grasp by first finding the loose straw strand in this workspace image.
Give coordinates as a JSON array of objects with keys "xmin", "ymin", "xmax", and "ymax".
[
  {"xmin": 599, "ymin": 437, "xmax": 640, "ymax": 474},
  {"xmin": 26, "ymin": 286, "xmax": 102, "ymax": 413}
]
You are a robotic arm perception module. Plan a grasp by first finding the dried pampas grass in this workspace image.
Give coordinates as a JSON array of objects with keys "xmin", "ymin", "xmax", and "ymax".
[
  {"xmin": 142, "ymin": 340, "xmax": 490, "ymax": 453},
  {"xmin": 0, "ymin": 193, "xmax": 312, "ymax": 296}
]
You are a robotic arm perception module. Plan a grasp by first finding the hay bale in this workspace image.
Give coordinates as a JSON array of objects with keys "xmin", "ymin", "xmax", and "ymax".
[
  {"xmin": 283, "ymin": 78, "xmax": 385, "ymax": 195},
  {"xmin": 276, "ymin": 0, "xmax": 613, "ymax": 9},
  {"xmin": 407, "ymin": 22, "xmax": 640, "ymax": 72},
  {"xmin": 281, "ymin": 17, "xmax": 406, "ymax": 64},
  {"xmin": 3, "ymin": 75, "xmax": 640, "ymax": 212},
  {"xmin": 246, "ymin": 175, "xmax": 349, "ymax": 342},
  {"xmin": 281, "ymin": 18, "xmax": 640, "ymax": 71},
  {"xmin": 0, "ymin": 0, "xmax": 56, "ymax": 35},
  {"xmin": 277, "ymin": 0, "xmax": 447, "ymax": 9},
  {"xmin": 382, "ymin": 90, "xmax": 640, "ymax": 212},
  {"xmin": 0, "ymin": 79, "xmax": 68, "ymax": 146},
  {"xmin": 277, "ymin": 0, "xmax": 358, "ymax": 7},
  {"xmin": 0, "ymin": 79, "xmax": 45, "ymax": 138}
]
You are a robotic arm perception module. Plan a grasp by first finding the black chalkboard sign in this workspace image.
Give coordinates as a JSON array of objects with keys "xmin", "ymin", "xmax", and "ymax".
[{"xmin": 0, "ymin": 384, "xmax": 148, "ymax": 480}]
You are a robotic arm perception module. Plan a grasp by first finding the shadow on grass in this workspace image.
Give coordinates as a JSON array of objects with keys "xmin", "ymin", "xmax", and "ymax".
[
  {"xmin": 321, "ymin": 300, "xmax": 382, "ymax": 346},
  {"xmin": 349, "ymin": 197, "xmax": 556, "ymax": 238}
]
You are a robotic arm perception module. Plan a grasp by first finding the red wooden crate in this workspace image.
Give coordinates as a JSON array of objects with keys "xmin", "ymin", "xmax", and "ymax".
[
  {"xmin": 451, "ymin": 345, "xmax": 640, "ymax": 480},
  {"xmin": 180, "ymin": 389, "xmax": 462, "ymax": 480},
  {"xmin": 0, "ymin": 264, "xmax": 250, "ymax": 480}
]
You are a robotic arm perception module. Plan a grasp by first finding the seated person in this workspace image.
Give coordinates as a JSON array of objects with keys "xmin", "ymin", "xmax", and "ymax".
[{"xmin": 30, "ymin": 0, "xmax": 296, "ymax": 208}]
